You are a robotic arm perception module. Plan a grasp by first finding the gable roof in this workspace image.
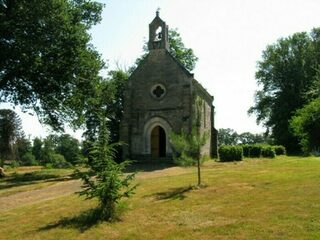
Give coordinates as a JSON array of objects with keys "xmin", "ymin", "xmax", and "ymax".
[{"xmin": 129, "ymin": 49, "xmax": 213, "ymax": 102}]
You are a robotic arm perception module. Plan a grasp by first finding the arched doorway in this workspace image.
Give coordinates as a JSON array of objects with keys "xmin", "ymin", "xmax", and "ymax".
[{"xmin": 151, "ymin": 126, "xmax": 166, "ymax": 158}]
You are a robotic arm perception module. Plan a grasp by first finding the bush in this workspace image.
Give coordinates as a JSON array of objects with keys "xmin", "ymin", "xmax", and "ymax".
[
  {"xmin": 50, "ymin": 153, "xmax": 72, "ymax": 168},
  {"xmin": 242, "ymin": 145, "xmax": 252, "ymax": 157},
  {"xmin": 249, "ymin": 145, "xmax": 262, "ymax": 158},
  {"xmin": 9, "ymin": 160, "xmax": 20, "ymax": 168},
  {"xmin": 273, "ymin": 145, "xmax": 286, "ymax": 155},
  {"xmin": 21, "ymin": 152, "xmax": 38, "ymax": 166},
  {"xmin": 218, "ymin": 145, "xmax": 243, "ymax": 162},
  {"xmin": 261, "ymin": 146, "xmax": 276, "ymax": 158}
]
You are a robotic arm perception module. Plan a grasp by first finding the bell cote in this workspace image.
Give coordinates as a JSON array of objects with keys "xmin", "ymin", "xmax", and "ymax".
[{"xmin": 148, "ymin": 10, "xmax": 169, "ymax": 51}]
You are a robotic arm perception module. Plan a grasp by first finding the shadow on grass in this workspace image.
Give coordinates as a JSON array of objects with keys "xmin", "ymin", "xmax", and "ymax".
[
  {"xmin": 124, "ymin": 161, "xmax": 175, "ymax": 173},
  {"xmin": 38, "ymin": 208, "xmax": 104, "ymax": 233},
  {"xmin": 148, "ymin": 186, "xmax": 195, "ymax": 201},
  {"xmin": 0, "ymin": 171, "xmax": 78, "ymax": 190}
]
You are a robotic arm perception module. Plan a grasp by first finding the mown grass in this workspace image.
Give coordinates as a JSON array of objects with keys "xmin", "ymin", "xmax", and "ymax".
[
  {"xmin": 1, "ymin": 156, "xmax": 320, "ymax": 239},
  {"xmin": 0, "ymin": 167, "xmax": 75, "ymax": 197}
]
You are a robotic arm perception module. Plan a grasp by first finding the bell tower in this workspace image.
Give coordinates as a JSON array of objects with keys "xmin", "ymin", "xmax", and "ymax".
[{"xmin": 148, "ymin": 9, "xmax": 169, "ymax": 51}]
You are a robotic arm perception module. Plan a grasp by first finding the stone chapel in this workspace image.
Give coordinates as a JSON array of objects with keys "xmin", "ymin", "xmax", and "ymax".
[{"xmin": 120, "ymin": 11, "xmax": 217, "ymax": 161}]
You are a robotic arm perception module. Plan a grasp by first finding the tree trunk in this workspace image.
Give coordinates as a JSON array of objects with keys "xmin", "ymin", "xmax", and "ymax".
[{"xmin": 197, "ymin": 157, "xmax": 201, "ymax": 186}]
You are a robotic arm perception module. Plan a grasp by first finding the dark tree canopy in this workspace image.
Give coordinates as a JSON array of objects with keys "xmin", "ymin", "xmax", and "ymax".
[
  {"xmin": 0, "ymin": 109, "xmax": 24, "ymax": 161},
  {"xmin": 249, "ymin": 28, "xmax": 320, "ymax": 153},
  {"xmin": 0, "ymin": 0, "xmax": 104, "ymax": 130}
]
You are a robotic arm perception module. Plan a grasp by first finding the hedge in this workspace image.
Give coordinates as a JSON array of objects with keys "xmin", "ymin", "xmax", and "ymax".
[
  {"xmin": 261, "ymin": 146, "xmax": 276, "ymax": 158},
  {"xmin": 218, "ymin": 145, "xmax": 243, "ymax": 162},
  {"xmin": 273, "ymin": 145, "xmax": 286, "ymax": 155}
]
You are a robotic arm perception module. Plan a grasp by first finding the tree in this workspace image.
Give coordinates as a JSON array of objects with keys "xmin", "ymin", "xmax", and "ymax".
[
  {"xmin": 0, "ymin": 0, "xmax": 104, "ymax": 130},
  {"xmin": 77, "ymin": 116, "xmax": 135, "ymax": 221},
  {"xmin": 290, "ymin": 98, "xmax": 320, "ymax": 154},
  {"xmin": 0, "ymin": 109, "xmax": 24, "ymax": 165},
  {"xmin": 170, "ymin": 97, "xmax": 208, "ymax": 186},
  {"xmin": 249, "ymin": 28, "xmax": 320, "ymax": 153},
  {"xmin": 55, "ymin": 134, "xmax": 81, "ymax": 165},
  {"xmin": 131, "ymin": 28, "xmax": 198, "ymax": 72},
  {"xmin": 218, "ymin": 128, "xmax": 238, "ymax": 146},
  {"xmin": 14, "ymin": 135, "xmax": 32, "ymax": 161},
  {"xmin": 238, "ymin": 132, "xmax": 269, "ymax": 145},
  {"xmin": 105, "ymin": 70, "xmax": 129, "ymax": 145},
  {"xmin": 32, "ymin": 137, "xmax": 43, "ymax": 161}
]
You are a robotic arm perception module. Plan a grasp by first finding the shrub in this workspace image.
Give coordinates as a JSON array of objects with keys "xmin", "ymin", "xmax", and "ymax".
[
  {"xmin": 218, "ymin": 145, "xmax": 243, "ymax": 162},
  {"xmin": 261, "ymin": 146, "xmax": 276, "ymax": 158},
  {"xmin": 10, "ymin": 160, "xmax": 20, "ymax": 168},
  {"xmin": 242, "ymin": 145, "xmax": 252, "ymax": 157},
  {"xmin": 50, "ymin": 153, "xmax": 72, "ymax": 168},
  {"xmin": 21, "ymin": 152, "xmax": 38, "ymax": 166},
  {"xmin": 249, "ymin": 145, "xmax": 262, "ymax": 158},
  {"xmin": 273, "ymin": 145, "xmax": 286, "ymax": 155}
]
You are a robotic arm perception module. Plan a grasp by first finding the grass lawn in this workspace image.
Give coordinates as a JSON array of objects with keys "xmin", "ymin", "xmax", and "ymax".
[
  {"xmin": 1, "ymin": 156, "xmax": 320, "ymax": 239},
  {"xmin": 0, "ymin": 167, "xmax": 75, "ymax": 197}
]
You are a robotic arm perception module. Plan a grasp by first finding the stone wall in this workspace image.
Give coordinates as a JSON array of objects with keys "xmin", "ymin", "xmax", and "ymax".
[{"xmin": 120, "ymin": 49, "xmax": 194, "ymax": 159}]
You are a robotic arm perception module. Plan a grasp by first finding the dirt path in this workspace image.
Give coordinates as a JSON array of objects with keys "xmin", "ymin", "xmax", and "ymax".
[{"xmin": 0, "ymin": 179, "xmax": 82, "ymax": 211}]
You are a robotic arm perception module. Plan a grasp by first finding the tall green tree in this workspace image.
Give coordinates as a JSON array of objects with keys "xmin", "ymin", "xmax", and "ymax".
[
  {"xmin": 0, "ymin": 0, "xmax": 104, "ymax": 130},
  {"xmin": 0, "ymin": 109, "xmax": 24, "ymax": 164},
  {"xmin": 290, "ymin": 98, "xmax": 320, "ymax": 154},
  {"xmin": 249, "ymin": 28, "xmax": 320, "ymax": 153}
]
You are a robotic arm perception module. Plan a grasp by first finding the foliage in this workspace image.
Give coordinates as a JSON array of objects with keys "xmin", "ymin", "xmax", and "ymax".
[
  {"xmin": 170, "ymin": 128, "xmax": 208, "ymax": 167},
  {"xmin": 0, "ymin": 0, "xmax": 104, "ymax": 130},
  {"xmin": 218, "ymin": 128, "xmax": 269, "ymax": 146},
  {"xmin": 261, "ymin": 146, "xmax": 276, "ymax": 158},
  {"xmin": 55, "ymin": 134, "xmax": 81, "ymax": 165},
  {"xmin": 249, "ymin": 145, "xmax": 262, "ymax": 158},
  {"xmin": 218, "ymin": 128, "xmax": 238, "ymax": 146},
  {"xmin": 290, "ymin": 98, "xmax": 320, "ymax": 154},
  {"xmin": 131, "ymin": 29, "xmax": 198, "ymax": 72},
  {"xmin": 238, "ymin": 132, "xmax": 270, "ymax": 145},
  {"xmin": 218, "ymin": 145, "xmax": 243, "ymax": 162},
  {"xmin": 242, "ymin": 145, "xmax": 252, "ymax": 158},
  {"xmin": 40, "ymin": 136, "xmax": 56, "ymax": 164},
  {"xmin": 32, "ymin": 137, "xmax": 43, "ymax": 161},
  {"xmin": 21, "ymin": 152, "xmax": 38, "ymax": 166},
  {"xmin": 14, "ymin": 136, "xmax": 32, "ymax": 161},
  {"xmin": 249, "ymin": 28, "xmax": 320, "ymax": 153},
  {"xmin": 273, "ymin": 145, "xmax": 286, "ymax": 155},
  {"xmin": 77, "ymin": 117, "xmax": 135, "ymax": 221},
  {"xmin": 9, "ymin": 160, "xmax": 20, "ymax": 168},
  {"xmin": 0, "ymin": 109, "xmax": 24, "ymax": 163},
  {"xmin": 167, "ymin": 29, "xmax": 198, "ymax": 72},
  {"xmin": 105, "ymin": 70, "xmax": 129, "ymax": 145},
  {"xmin": 50, "ymin": 153, "xmax": 72, "ymax": 169},
  {"xmin": 169, "ymin": 97, "xmax": 208, "ymax": 186}
]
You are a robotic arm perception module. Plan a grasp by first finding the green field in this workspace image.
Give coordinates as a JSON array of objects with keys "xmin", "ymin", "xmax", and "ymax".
[{"xmin": 1, "ymin": 156, "xmax": 320, "ymax": 239}]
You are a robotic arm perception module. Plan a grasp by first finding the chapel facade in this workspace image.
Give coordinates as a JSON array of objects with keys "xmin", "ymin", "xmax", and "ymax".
[{"xmin": 120, "ymin": 11, "xmax": 217, "ymax": 161}]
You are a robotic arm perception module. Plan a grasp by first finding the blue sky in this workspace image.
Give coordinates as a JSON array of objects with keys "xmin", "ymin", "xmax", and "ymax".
[{"xmin": 4, "ymin": 0, "xmax": 320, "ymax": 139}]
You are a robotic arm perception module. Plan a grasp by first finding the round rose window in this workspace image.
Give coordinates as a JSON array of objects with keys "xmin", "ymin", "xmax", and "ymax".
[{"xmin": 151, "ymin": 84, "xmax": 166, "ymax": 99}]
